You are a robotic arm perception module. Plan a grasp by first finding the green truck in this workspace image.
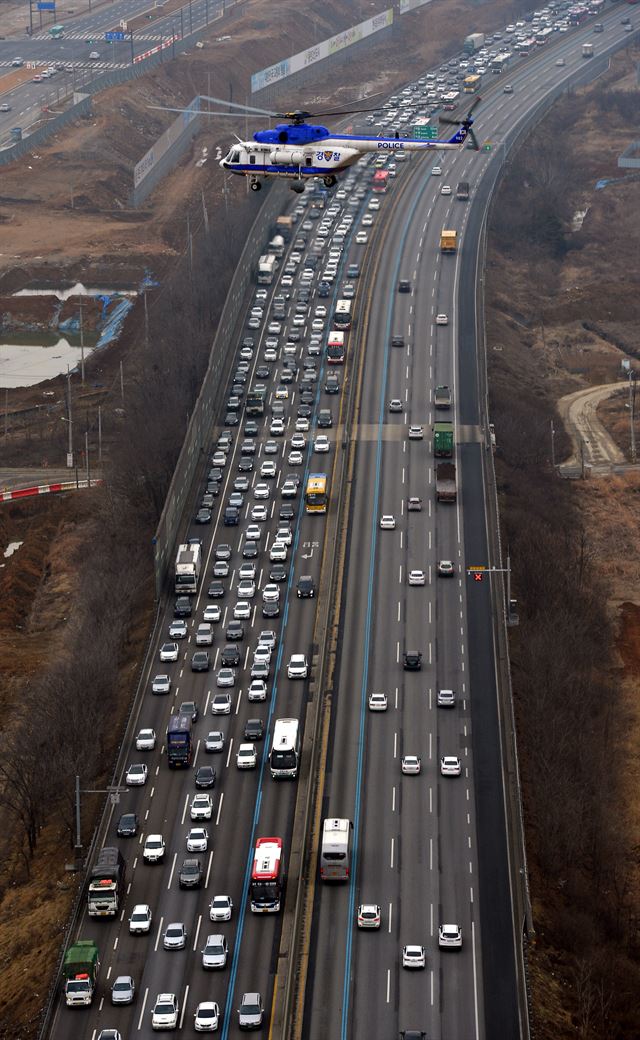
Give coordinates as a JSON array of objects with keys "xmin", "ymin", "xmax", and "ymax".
[
  {"xmin": 62, "ymin": 940, "xmax": 100, "ymax": 1006},
  {"xmin": 433, "ymin": 422, "xmax": 454, "ymax": 457}
]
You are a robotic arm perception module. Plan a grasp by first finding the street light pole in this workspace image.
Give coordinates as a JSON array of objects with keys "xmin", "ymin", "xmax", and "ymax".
[
  {"xmin": 85, "ymin": 430, "xmax": 90, "ymax": 485},
  {"xmin": 79, "ymin": 297, "xmax": 85, "ymax": 385},
  {"xmin": 66, "ymin": 367, "xmax": 74, "ymax": 468}
]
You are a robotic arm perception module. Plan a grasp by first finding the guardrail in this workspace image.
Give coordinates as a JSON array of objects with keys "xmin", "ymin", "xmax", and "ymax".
[{"xmin": 0, "ymin": 478, "xmax": 103, "ymax": 503}]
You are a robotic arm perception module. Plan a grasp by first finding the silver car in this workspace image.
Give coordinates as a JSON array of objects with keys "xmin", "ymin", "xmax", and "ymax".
[
  {"xmin": 163, "ymin": 922, "xmax": 187, "ymax": 950},
  {"xmin": 111, "ymin": 974, "xmax": 135, "ymax": 1005},
  {"xmin": 201, "ymin": 933, "xmax": 228, "ymax": 969}
]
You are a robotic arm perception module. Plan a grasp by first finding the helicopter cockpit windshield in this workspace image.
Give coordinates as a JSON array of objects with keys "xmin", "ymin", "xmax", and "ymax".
[{"xmin": 223, "ymin": 147, "xmax": 241, "ymax": 165}]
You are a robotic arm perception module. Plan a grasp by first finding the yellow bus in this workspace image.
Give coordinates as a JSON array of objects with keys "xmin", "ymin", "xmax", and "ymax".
[
  {"xmin": 463, "ymin": 74, "xmax": 481, "ymax": 93},
  {"xmin": 305, "ymin": 473, "xmax": 328, "ymax": 515}
]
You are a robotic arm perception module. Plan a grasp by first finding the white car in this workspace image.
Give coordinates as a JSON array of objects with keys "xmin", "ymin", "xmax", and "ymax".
[
  {"xmin": 203, "ymin": 604, "xmax": 222, "ymax": 623},
  {"xmin": 315, "ymin": 305, "xmax": 327, "ymax": 317},
  {"xmin": 362, "ymin": 214, "xmax": 374, "ymax": 227},
  {"xmin": 380, "ymin": 515, "xmax": 396, "ymax": 529},
  {"xmin": 237, "ymin": 579, "xmax": 256, "ymax": 598},
  {"xmin": 288, "ymin": 450, "xmax": 304, "ymax": 465},
  {"xmin": 438, "ymin": 923, "xmax": 463, "ymax": 949},
  {"xmin": 262, "ymin": 583, "xmax": 280, "ymax": 603},
  {"xmin": 291, "ymin": 433, "xmax": 306, "ymax": 450},
  {"xmin": 89, "ymin": 50, "xmax": 100, "ymax": 60},
  {"xmin": 264, "ymin": 348, "xmax": 278, "ymax": 362},
  {"xmin": 129, "ymin": 903, "xmax": 153, "ymax": 934},
  {"xmin": 194, "ymin": 1001, "xmax": 220, "ymax": 1032},
  {"xmin": 143, "ymin": 834, "xmax": 166, "ymax": 863},
  {"xmin": 441, "ymin": 755, "xmax": 462, "ymax": 776},
  {"xmin": 253, "ymin": 483, "xmax": 270, "ymax": 500},
  {"xmin": 408, "ymin": 569, "xmax": 426, "ymax": 586},
  {"xmin": 287, "ymin": 653, "xmax": 309, "ymax": 679},
  {"xmin": 437, "ymin": 688, "xmax": 456, "ymax": 708},
  {"xmin": 276, "ymin": 525, "xmax": 292, "ymax": 545},
  {"xmin": 368, "ymin": 198, "xmax": 380, "ymax": 210},
  {"xmin": 270, "ymin": 418, "xmax": 285, "ymax": 436},
  {"xmin": 295, "ymin": 417, "xmax": 310, "ymax": 432},
  {"xmin": 436, "ymin": 313, "xmax": 449, "ymax": 325},
  {"xmin": 401, "ymin": 755, "xmax": 422, "ymax": 775},
  {"xmin": 260, "ymin": 460, "xmax": 277, "ymax": 478},
  {"xmin": 151, "ymin": 993, "xmax": 179, "ymax": 1030},
  {"xmin": 136, "ymin": 728, "xmax": 157, "ymax": 751},
  {"xmin": 246, "ymin": 523, "xmax": 262, "ymax": 541},
  {"xmin": 402, "ymin": 944, "xmax": 426, "ymax": 969},
  {"xmin": 270, "ymin": 542, "xmax": 287, "ymax": 562},
  {"xmin": 248, "ymin": 679, "xmax": 267, "ymax": 702},
  {"xmin": 314, "ymin": 435, "xmax": 330, "ymax": 453},
  {"xmin": 190, "ymin": 793, "xmax": 213, "ymax": 820},
  {"xmin": 159, "ymin": 642, "xmax": 179, "ymax": 662},
  {"xmin": 311, "ymin": 318, "xmax": 325, "ymax": 333},
  {"xmin": 253, "ymin": 645, "xmax": 272, "ymax": 666},
  {"xmin": 357, "ymin": 904, "xmax": 381, "ymax": 929},
  {"xmin": 441, "ymin": 184, "xmax": 452, "ymax": 195},
  {"xmin": 408, "ymin": 425, "xmax": 424, "ymax": 440},
  {"xmin": 438, "ymin": 559, "xmax": 455, "ymax": 577},
  {"xmin": 356, "ymin": 231, "xmax": 368, "ymax": 244},
  {"xmin": 209, "ymin": 894, "xmax": 233, "ymax": 921},
  {"xmin": 169, "ymin": 620, "xmax": 188, "ymax": 639},
  {"xmin": 163, "ymin": 921, "xmax": 188, "ymax": 950},
  {"xmin": 212, "ymin": 689, "xmax": 233, "ymax": 711},
  {"xmin": 431, "ymin": 166, "xmax": 442, "ymax": 176},
  {"xmin": 125, "ymin": 763, "xmax": 148, "ymax": 786},
  {"xmin": 234, "ymin": 600, "xmax": 251, "ymax": 620},
  {"xmin": 186, "ymin": 826, "xmax": 209, "ymax": 852},
  {"xmin": 368, "ymin": 692, "xmax": 388, "ymax": 711},
  {"xmin": 237, "ymin": 743, "xmax": 258, "ymax": 769}
]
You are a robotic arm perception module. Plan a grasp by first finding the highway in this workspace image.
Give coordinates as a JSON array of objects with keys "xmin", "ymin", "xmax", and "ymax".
[{"xmin": 41, "ymin": 5, "xmax": 638, "ymax": 1040}]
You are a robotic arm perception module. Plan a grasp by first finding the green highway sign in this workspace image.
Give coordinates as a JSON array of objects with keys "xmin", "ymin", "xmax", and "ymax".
[{"xmin": 412, "ymin": 124, "xmax": 438, "ymax": 140}]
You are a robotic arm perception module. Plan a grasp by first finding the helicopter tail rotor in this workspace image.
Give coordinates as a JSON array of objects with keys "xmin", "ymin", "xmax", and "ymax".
[{"xmin": 439, "ymin": 96, "xmax": 481, "ymax": 151}]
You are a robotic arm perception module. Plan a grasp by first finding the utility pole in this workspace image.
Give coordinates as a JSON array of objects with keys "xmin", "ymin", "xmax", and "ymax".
[
  {"xmin": 120, "ymin": 360, "xmax": 125, "ymax": 405},
  {"xmin": 144, "ymin": 290, "xmax": 149, "ymax": 351},
  {"xmin": 66, "ymin": 367, "xmax": 74, "ymax": 468},
  {"xmin": 189, "ymin": 0, "xmax": 193, "ymax": 34},
  {"xmin": 629, "ymin": 372, "xmax": 637, "ymax": 463},
  {"xmin": 550, "ymin": 419, "xmax": 556, "ymax": 469},
  {"xmin": 98, "ymin": 406, "xmax": 102, "ymax": 464},
  {"xmin": 85, "ymin": 430, "xmax": 90, "ymax": 485},
  {"xmin": 79, "ymin": 297, "xmax": 85, "ymax": 385},
  {"xmin": 180, "ymin": 8, "xmax": 184, "ymax": 38},
  {"xmin": 130, "ymin": 30, "xmax": 134, "ymax": 64},
  {"xmin": 4, "ymin": 388, "xmax": 7, "ymax": 438}
]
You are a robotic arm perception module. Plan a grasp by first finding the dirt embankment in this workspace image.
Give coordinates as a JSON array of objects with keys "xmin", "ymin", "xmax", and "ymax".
[{"xmin": 487, "ymin": 46, "xmax": 640, "ymax": 1040}]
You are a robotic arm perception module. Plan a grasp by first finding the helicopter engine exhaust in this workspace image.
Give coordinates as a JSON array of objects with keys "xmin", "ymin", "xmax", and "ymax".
[{"xmin": 270, "ymin": 150, "xmax": 305, "ymax": 165}]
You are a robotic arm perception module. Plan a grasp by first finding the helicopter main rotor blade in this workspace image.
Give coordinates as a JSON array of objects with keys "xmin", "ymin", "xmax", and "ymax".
[{"xmin": 200, "ymin": 95, "xmax": 281, "ymax": 118}]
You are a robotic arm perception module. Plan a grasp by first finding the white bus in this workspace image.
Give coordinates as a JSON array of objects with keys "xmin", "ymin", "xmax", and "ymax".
[
  {"xmin": 333, "ymin": 299, "xmax": 353, "ymax": 330},
  {"xmin": 269, "ymin": 719, "xmax": 300, "ymax": 779},
  {"xmin": 490, "ymin": 53, "xmax": 510, "ymax": 73},
  {"xmin": 320, "ymin": 818, "xmax": 352, "ymax": 881}
]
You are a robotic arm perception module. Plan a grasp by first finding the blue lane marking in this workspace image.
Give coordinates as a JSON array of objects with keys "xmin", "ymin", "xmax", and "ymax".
[
  {"xmin": 220, "ymin": 195, "xmax": 369, "ymax": 1040},
  {"xmin": 340, "ymin": 162, "xmax": 437, "ymax": 1040}
]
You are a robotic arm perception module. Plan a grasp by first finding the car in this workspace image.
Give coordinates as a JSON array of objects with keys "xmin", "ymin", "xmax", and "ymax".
[
  {"xmin": 179, "ymin": 856, "xmax": 203, "ymax": 888},
  {"xmin": 269, "ymin": 542, "xmax": 287, "ymax": 563},
  {"xmin": 243, "ymin": 541, "xmax": 258, "ymax": 559},
  {"xmin": 213, "ymin": 559, "xmax": 229, "ymax": 578},
  {"xmin": 209, "ymin": 895, "xmax": 234, "ymax": 923},
  {"xmin": 361, "ymin": 214, "xmax": 374, "ymax": 227},
  {"xmin": 264, "ymin": 347, "xmax": 278, "ymax": 362},
  {"xmin": 190, "ymin": 794, "xmax": 213, "ymax": 820},
  {"xmin": 208, "ymin": 579, "xmax": 225, "ymax": 598},
  {"xmin": 117, "ymin": 812, "xmax": 139, "ymax": 837},
  {"xmin": 143, "ymin": 834, "xmax": 166, "ymax": 863},
  {"xmin": 287, "ymin": 653, "xmax": 309, "ymax": 679},
  {"xmin": 234, "ymin": 600, "xmax": 251, "ymax": 620},
  {"xmin": 368, "ymin": 692, "xmax": 388, "ymax": 711},
  {"xmin": 408, "ymin": 569, "xmax": 426, "ymax": 586},
  {"xmin": 136, "ymin": 727, "xmax": 157, "ymax": 750},
  {"xmin": 129, "ymin": 903, "xmax": 152, "ymax": 933},
  {"xmin": 279, "ymin": 503, "xmax": 295, "ymax": 521},
  {"xmin": 202, "ymin": 933, "xmax": 228, "ymax": 969},
  {"xmin": 408, "ymin": 425, "xmax": 423, "ymax": 440},
  {"xmin": 194, "ymin": 1001, "xmax": 220, "ymax": 1032},
  {"xmin": 436, "ymin": 313, "xmax": 449, "ymax": 325},
  {"xmin": 151, "ymin": 992, "xmax": 179, "ymax": 1030},
  {"xmin": 241, "ymin": 719, "xmax": 263, "ymax": 744},
  {"xmin": 221, "ymin": 643, "xmax": 241, "ymax": 666},
  {"xmin": 89, "ymin": 50, "xmax": 100, "ymax": 59},
  {"xmin": 226, "ymin": 620, "xmax": 245, "ymax": 642},
  {"xmin": 168, "ymin": 619, "xmax": 187, "ymax": 640},
  {"xmin": 195, "ymin": 765, "xmax": 217, "ymax": 789},
  {"xmin": 216, "ymin": 666, "xmax": 236, "ymax": 689},
  {"xmin": 437, "ymin": 688, "xmax": 456, "ymax": 708},
  {"xmin": 174, "ymin": 595, "xmax": 192, "ymax": 617},
  {"xmin": 205, "ymin": 730, "xmax": 225, "ymax": 752},
  {"xmin": 260, "ymin": 459, "xmax": 277, "ymax": 478},
  {"xmin": 398, "ymin": 279, "xmax": 411, "ymax": 293},
  {"xmin": 407, "ymin": 496, "xmax": 422, "ymax": 512},
  {"xmin": 32, "ymin": 73, "xmax": 42, "ymax": 82},
  {"xmin": 403, "ymin": 650, "xmax": 422, "ymax": 671},
  {"xmin": 111, "ymin": 974, "xmax": 135, "ymax": 1005},
  {"xmin": 238, "ymin": 579, "xmax": 257, "ymax": 598},
  {"xmin": 191, "ymin": 651, "xmax": 211, "ymax": 672},
  {"xmin": 238, "ymin": 992, "xmax": 264, "ymax": 1030},
  {"xmin": 237, "ymin": 743, "xmax": 258, "ymax": 769},
  {"xmin": 380, "ymin": 515, "xmax": 396, "ymax": 530},
  {"xmin": 389, "ymin": 399, "xmax": 403, "ymax": 413},
  {"xmin": 195, "ymin": 623, "xmax": 215, "ymax": 647},
  {"xmin": 357, "ymin": 904, "xmax": 381, "ymax": 929},
  {"xmin": 159, "ymin": 642, "xmax": 179, "ymax": 662},
  {"xmin": 163, "ymin": 921, "xmax": 187, "ymax": 949},
  {"xmin": 503, "ymin": 83, "xmax": 513, "ymax": 93},
  {"xmin": 438, "ymin": 559, "xmax": 455, "ymax": 577},
  {"xmin": 179, "ymin": 700, "xmax": 199, "ymax": 723},
  {"xmin": 401, "ymin": 755, "xmax": 422, "ymax": 775},
  {"xmin": 441, "ymin": 755, "xmax": 462, "ymax": 776},
  {"xmin": 125, "ymin": 763, "xmax": 148, "ymax": 786},
  {"xmin": 296, "ymin": 575, "xmax": 316, "ymax": 598},
  {"xmin": 314, "ymin": 435, "xmax": 330, "ymax": 453},
  {"xmin": 238, "ymin": 457, "xmax": 254, "ymax": 472},
  {"xmin": 439, "ymin": 923, "xmax": 463, "ymax": 949},
  {"xmin": 402, "ymin": 944, "xmax": 426, "ymax": 969},
  {"xmin": 0, "ymin": 102, "xmax": 11, "ymax": 113},
  {"xmin": 195, "ymin": 507, "xmax": 212, "ymax": 524}
]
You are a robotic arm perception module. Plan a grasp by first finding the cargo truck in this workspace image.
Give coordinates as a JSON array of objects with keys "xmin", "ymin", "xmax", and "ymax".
[
  {"xmin": 174, "ymin": 543, "xmax": 201, "ymax": 594},
  {"xmin": 434, "ymin": 385, "xmax": 452, "ymax": 409},
  {"xmin": 582, "ymin": 42, "xmax": 594, "ymax": 57},
  {"xmin": 436, "ymin": 462, "xmax": 457, "ymax": 502},
  {"xmin": 246, "ymin": 386, "xmax": 267, "ymax": 417},
  {"xmin": 440, "ymin": 229, "xmax": 457, "ymax": 253},
  {"xmin": 268, "ymin": 234, "xmax": 285, "ymax": 258},
  {"xmin": 433, "ymin": 422, "xmax": 454, "ymax": 457},
  {"xmin": 87, "ymin": 847, "xmax": 126, "ymax": 917},
  {"xmin": 456, "ymin": 181, "xmax": 469, "ymax": 201},
  {"xmin": 275, "ymin": 215, "xmax": 293, "ymax": 241},
  {"xmin": 464, "ymin": 32, "xmax": 485, "ymax": 53},
  {"xmin": 257, "ymin": 254, "xmax": 276, "ymax": 285},
  {"xmin": 62, "ymin": 940, "xmax": 100, "ymax": 1006}
]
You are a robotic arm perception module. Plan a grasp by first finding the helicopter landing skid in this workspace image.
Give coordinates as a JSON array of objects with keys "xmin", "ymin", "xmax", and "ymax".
[
  {"xmin": 323, "ymin": 174, "xmax": 337, "ymax": 188},
  {"xmin": 290, "ymin": 179, "xmax": 305, "ymax": 193}
]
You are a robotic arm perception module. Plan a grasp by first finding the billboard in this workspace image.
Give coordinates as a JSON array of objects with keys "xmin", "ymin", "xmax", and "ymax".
[
  {"xmin": 399, "ymin": 0, "xmax": 433, "ymax": 12},
  {"xmin": 251, "ymin": 9, "xmax": 393, "ymax": 93},
  {"xmin": 134, "ymin": 96, "xmax": 200, "ymax": 188}
]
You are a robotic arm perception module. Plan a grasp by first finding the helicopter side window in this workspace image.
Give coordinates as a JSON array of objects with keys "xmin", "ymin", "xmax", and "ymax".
[{"xmin": 305, "ymin": 154, "xmax": 313, "ymax": 167}]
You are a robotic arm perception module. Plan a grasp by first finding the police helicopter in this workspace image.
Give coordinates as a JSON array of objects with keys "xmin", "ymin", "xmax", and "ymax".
[{"xmin": 151, "ymin": 94, "xmax": 481, "ymax": 193}]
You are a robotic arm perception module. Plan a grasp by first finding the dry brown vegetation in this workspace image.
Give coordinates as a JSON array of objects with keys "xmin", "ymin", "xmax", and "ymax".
[{"xmin": 487, "ymin": 47, "xmax": 640, "ymax": 1040}]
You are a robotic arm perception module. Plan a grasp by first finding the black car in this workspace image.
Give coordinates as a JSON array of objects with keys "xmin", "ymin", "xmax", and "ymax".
[
  {"xmin": 244, "ymin": 421, "xmax": 260, "ymax": 437},
  {"xmin": 180, "ymin": 700, "xmax": 199, "ymax": 722},
  {"xmin": 347, "ymin": 264, "xmax": 360, "ymax": 278},
  {"xmin": 208, "ymin": 467, "xmax": 223, "ymax": 482},
  {"xmin": 318, "ymin": 282, "xmax": 331, "ymax": 298},
  {"xmin": 117, "ymin": 812, "xmax": 139, "ymax": 838},
  {"xmin": 174, "ymin": 596, "xmax": 192, "ymax": 617},
  {"xmin": 403, "ymin": 650, "xmax": 423, "ymax": 671},
  {"xmin": 231, "ymin": 384, "xmax": 245, "ymax": 399},
  {"xmin": 256, "ymin": 366, "xmax": 270, "ymax": 379},
  {"xmin": 221, "ymin": 643, "xmax": 241, "ymax": 667},
  {"xmin": 224, "ymin": 412, "xmax": 239, "ymax": 426},
  {"xmin": 262, "ymin": 600, "xmax": 280, "ymax": 618},
  {"xmin": 391, "ymin": 336, "xmax": 405, "ymax": 348},
  {"xmin": 195, "ymin": 765, "xmax": 217, "ymax": 789},
  {"xmin": 317, "ymin": 409, "xmax": 333, "ymax": 428},
  {"xmin": 398, "ymin": 279, "xmax": 411, "ymax": 293},
  {"xmin": 325, "ymin": 374, "xmax": 340, "ymax": 394},
  {"xmin": 300, "ymin": 389, "xmax": 314, "ymax": 405},
  {"xmin": 238, "ymin": 457, "xmax": 254, "ymax": 473},
  {"xmin": 224, "ymin": 506, "xmax": 240, "ymax": 526},
  {"xmin": 244, "ymin": 718, "xmax": 264, "ymax": 741},
  {"xmin": 233, "ymin": 370, "xmax": 247, "ymax": 384},
  {"xmin": 279, "ymin": 504, "xmax": 295, "ymax": 521},
  {"xmin": 191, "ymin": 651, "xmax": 210, "ymax": 672},
  {"xmin": 208, "ymin": 580, "xmax": 225, "ymax": 598},
  {"xmin": 297, "ymin": 404, "xmax": 312, "ymax": 419},
  {"xmin": 226, "ymin": 620, "xmax": 245, "ymax": 641},
  {"xmin": 178, "ymin": 858, "xmax": 203, "ymax": 889},
  {"xmin": 270, "ymin": 564, "xmax": 288, "ymax": 582},
  {"xmin": 195, "ymin": 508, "xmax": 212, "ymax": 524},
  {"xmin": 241, "ymin": 337, "xmax": 255, "ymax": 350},
  {"xmin": 297, "ymin": 575, "xmax": 316, "ymax": 598},
  {"xmin": 288, "ymin": 330, "xmax": 302, "ymax": 342},
  {"xmin": 206, "ymin": 481, "xmax": 221, "ymax": 496}
]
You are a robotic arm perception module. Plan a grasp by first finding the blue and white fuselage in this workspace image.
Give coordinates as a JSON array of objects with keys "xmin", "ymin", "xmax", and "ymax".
[{"xmin": 219, "ymin": 120, "xmax": 470, "ymax": 189}]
